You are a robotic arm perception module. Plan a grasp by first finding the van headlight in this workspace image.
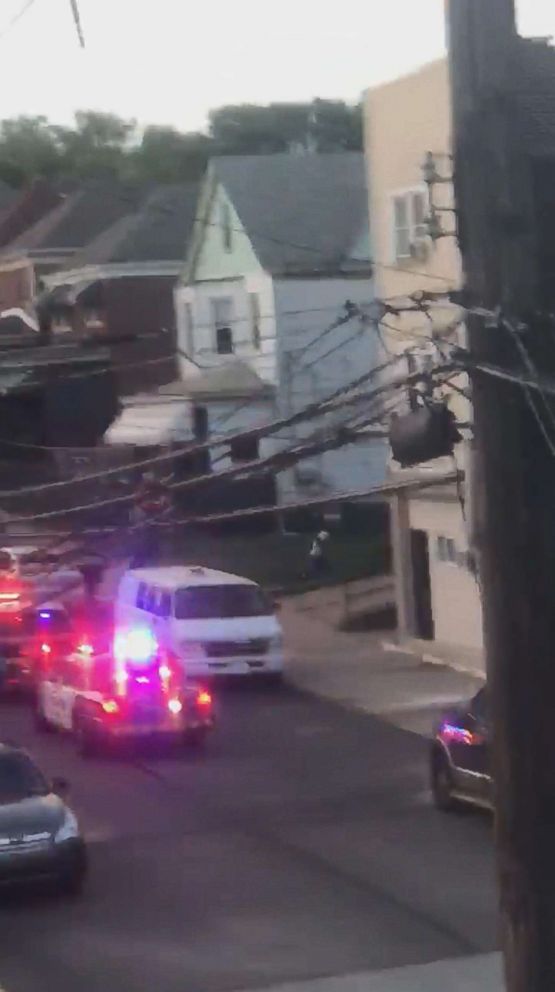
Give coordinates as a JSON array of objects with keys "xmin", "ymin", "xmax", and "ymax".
[{"xmin": 54, "ymin": 809, "xmax": 80, "ymax": 843}]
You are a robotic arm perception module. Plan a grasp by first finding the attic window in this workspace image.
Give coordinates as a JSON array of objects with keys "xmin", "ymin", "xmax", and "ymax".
[{"xmin": 221, "ymin": 202, "xmax": 233, "ymax": 253}]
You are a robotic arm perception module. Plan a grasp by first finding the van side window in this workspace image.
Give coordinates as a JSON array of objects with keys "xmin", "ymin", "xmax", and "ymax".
[
  {"xmin": 136, "ymin": 582, "xmax": 148, "ymax": 609},
  {"xmin": 158, "ymin": 590, "xmax": 171, "ymax": 618},
  {"xmin": 144, "ymin": 586, "xmax": 158, "ymax": 614}
]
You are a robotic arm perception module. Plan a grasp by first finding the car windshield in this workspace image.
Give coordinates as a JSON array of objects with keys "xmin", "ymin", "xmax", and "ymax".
[
  {"xmin": 0, "ymin": 753, "xmax": 48, "ymax": 803},
  {"xmin": 174, "ymin": 584, "xmax": 272, "ymax": 620}
]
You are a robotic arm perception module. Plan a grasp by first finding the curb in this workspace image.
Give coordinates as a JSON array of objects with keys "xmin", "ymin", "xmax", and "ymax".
[{"xmin": 381, "ymin": 640, "xmax": 486, "ymax": 680}]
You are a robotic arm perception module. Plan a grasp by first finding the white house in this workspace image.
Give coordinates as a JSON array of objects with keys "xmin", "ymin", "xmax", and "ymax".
[{"xmin": 174, "ymin": 153, "xmax": 387, "ymax": 506}]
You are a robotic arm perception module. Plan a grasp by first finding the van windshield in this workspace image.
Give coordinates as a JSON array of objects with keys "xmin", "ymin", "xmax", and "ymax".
[{"xmin": 174, "ymin": 584, "xmax": 271, "ymax": 620}]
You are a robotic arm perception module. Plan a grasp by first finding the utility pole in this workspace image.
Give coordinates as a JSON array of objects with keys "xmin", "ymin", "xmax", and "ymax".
[{"xmin": 447, "ymin": 2, "xmax": 555, "ymax": 989}]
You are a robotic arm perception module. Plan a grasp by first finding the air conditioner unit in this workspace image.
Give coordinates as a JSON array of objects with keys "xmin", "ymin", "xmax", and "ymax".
[{"xmin": 409, "ymin": 238, "xmax": 430, "ymax": 263}]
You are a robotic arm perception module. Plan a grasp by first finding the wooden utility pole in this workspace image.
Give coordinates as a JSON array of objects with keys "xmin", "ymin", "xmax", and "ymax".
[{"xmin": 447, "ymin": 2, "xmax": 555, "ymax": 989}]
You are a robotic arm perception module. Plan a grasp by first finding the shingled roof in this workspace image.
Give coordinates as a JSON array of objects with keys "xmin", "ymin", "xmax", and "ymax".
[
  {"xmin": 6, "ymin": 181, "xmax": 149, "ymax": 254},
  {"xmin": 67, "ymin": 183, "xmax": 199, "ymax": 267},
  {"xmin": 210, "ymin": 152, "xmax": 370, "ymax": 276}
]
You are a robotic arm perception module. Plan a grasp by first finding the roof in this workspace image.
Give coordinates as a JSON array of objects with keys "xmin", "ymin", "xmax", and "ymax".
[
  {"xmin": 515, "ymin": 39, "xmax": 555, "ymax": 156},
  {"xmin": 210, "ymin": 152, "xmax": 370, "ymax": 276},
  {"xmin": 5, "ymin": 182, "xmax": 150, "ymax": 255},
  {"xmin": 159, "ymin": 360, "xmax": 273, "ymax": 399},
  {"xmin": 67, "ymin": 184, "xmax": 200, "ymax": 267},
  {"xmin": 125, "ymin": 565, "xmax": 256, "ymax": 588},
  {"xmin": 103, "ymin": 398, "xmax": 193, "ymax": 447}
]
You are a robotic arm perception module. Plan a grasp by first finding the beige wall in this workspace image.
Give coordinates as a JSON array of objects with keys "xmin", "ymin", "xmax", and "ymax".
[{"xmin": 410, "ymin": 498, "xmax": 483, "ymax": 651}]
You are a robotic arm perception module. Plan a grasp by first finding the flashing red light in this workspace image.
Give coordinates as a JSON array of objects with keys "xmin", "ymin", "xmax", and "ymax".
[
  {"xmin": 158, "ymin": 664, "xmax": 172, "ymax": 681},
  {"xmin": 168, "ymin": 698, "xmax": 183, "ymax": 715},
  {"xmin": 0, "ymin": 592, "xmax": 19, "ymax": 602},
  {"xmin": 136, "ymin": 675, "xmax": 150, "ymax": 685},
  {"xmin": 101, "ymin": 699, "xmax": 119, "ymax": 715},
  {"xmin": 41, "ymin": 643, "xmax": 52, "ymax": 655},
  {"xmin": 78, "ymin": 641, "xmax": 94, "ymax": 656},
  {"xmin": 196, "ymin": 690, "xmax": 212, "ymax": 708}
]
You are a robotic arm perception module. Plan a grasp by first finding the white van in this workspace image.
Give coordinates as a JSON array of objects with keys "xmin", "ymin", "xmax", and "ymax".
[{"xmin": 114, "ymin": 566, "xmax": 284, "ymax": 680}]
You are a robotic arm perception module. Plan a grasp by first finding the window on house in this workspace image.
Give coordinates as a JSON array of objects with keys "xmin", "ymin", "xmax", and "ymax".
[
  {"xmin": 193, "ymin": 406, "xmax": 208, "ymax": 441},
  {"xmin": 437, "ymin": 536, "xmax": 457, "ymax": 563},
  {"xmin": 393, "ymin": 189, "xmax": 428, "ymax": 259},
  {"xmin": 249, "ymin": 293, "xmax": 261, "ymax": 350},
  {"xmin": 230, "ymin": 436, "xmax": 259, "ymax": 462},
  {"xmin": 211, "ymin": 297, "xmax": 234, "ymax": 354},
  {"xmin": 221, "ymin": 202, "xmax": 233, "ymax": 253}
]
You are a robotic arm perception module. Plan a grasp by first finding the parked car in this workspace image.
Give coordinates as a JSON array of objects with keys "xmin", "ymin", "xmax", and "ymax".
[
  {"xmin": 0, "ymin": 743, "xmax": 87, "ymax": 894},
  {"xmin": 0, "ymin": 603, "xmax": 74, "ymax": 695},
  {"xmin": 430, "ymin": 687, "xmax": 491, "ymax": 811}
]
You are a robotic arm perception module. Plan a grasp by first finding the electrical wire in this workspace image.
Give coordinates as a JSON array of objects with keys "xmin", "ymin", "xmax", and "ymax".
[{"xmin": 0, "ymin": 0, "xmax": 37, "ymax": 40}]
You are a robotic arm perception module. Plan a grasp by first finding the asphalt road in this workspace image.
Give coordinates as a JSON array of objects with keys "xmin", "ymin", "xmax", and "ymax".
[{"xmin": 0, "ymin": 684, "xmax": 498, "ymax": 992}]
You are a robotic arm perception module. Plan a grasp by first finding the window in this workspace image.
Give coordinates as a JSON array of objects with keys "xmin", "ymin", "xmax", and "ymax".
[
  {"xmin": 0, "ymin": 752, "xmax": 48, "ymax": 802},
  {"xmin": 157, "ymin": 590, "xmax": 171, "ymax": 619},
  {"xmin": 174, "ymin": 584, "xmax": 271, "ymax": 620},
  {"xmin": 211, "ymin": 297, "xmax": 234, "ymax": 354},
  {"xmin": 216, "ymin": 327, "xmax": 233, "ymax": 354},
  {"xmin": 144, "ymin": 586, "xmax": 158, "ymax": 614},
  {"xmin": 136, "ymin": 582, "xmax": 148, "ymax": 609},
  {"xmin": 249, "ymin": 293, "xmax": 261, "ymax": 350},
  {"xmin": 436, "ymin": 535, "xmax": 457, "ymax": 563},
  {"xmin": 230, "ymin": 436, "xmax": 259, "ymax": 463},
  {"xmin": 221, "ymin": 202, "xmax": 233, "ymax": 252},
  {"xmin": 471, "ymin": 688, "xmax": 489, "ymax": 723},
  {"xmin": 392, "ymin": 189, "xmax": 428, "ymax": 259}
]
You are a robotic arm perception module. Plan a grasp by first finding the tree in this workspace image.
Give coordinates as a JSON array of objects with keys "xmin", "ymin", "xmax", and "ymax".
[
  {"xmin": 130, "ymin": 126, "xmax": 211, "ymax": 183},
  {"xmin": 53, "ymin": 111, "xmax": 136, "ymax": 180},
  {"xmin": 0, "ymin": 116, "xmax": 61, "ymax": 187},
  {"xmin": 209, "ymin": 100, "xmax": 363, "ymax": 155}
]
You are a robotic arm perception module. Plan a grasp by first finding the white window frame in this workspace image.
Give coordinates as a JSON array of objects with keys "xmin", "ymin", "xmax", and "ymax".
[
  {"xmin": 436, "ymin": 535, "xmax": 457, "ymax": 565},
  {"xmin": 211, "ymin": 296, "xmax": 235, "ymax": 355},
  {"xmin": 182, "ymin": 301, "xmax": 194, "ymax": 357},
  {"xmin": 391, "ymin": 186, "xmax": 429, "ymax": 261},
  {"xmin": 248, "ymin": 292, "xmax": 261, "ymax": 350}
]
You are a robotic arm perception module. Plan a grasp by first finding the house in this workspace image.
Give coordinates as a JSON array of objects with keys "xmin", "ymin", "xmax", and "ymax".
[
  {"xmin": 364, "ymin": 59, "xmax": 483, "ymax": 664},
  {"xmin": 41, "ymin": 183, "xmax": 200, "ymax": 393},
  {"xmin": 364, "ymin": 41, "xmax": 555, "ymax": 666},
  {"xmin": 174, "ymin": 152, "xmax": 387, "ymax": 510}
]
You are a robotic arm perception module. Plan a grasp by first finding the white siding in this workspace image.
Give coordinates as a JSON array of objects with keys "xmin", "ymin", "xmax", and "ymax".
[{"xmin": 175, "ymin": 275, "xmax": 277, "ymax": 384}]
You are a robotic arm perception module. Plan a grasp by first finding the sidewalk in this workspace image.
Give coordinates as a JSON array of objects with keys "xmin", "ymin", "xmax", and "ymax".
[
  {"xmin": 234, "ymin": 953, "xmax": 502, "ymax": 992},
  {"xmin": 281, "ymin": 598, "xmax": 484, "ymax": 737}
]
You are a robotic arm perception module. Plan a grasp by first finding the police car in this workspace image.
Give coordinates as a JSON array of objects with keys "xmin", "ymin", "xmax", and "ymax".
[{"xmin": 34, "ymin": 611, "xmax": 215, "ymax": 756}]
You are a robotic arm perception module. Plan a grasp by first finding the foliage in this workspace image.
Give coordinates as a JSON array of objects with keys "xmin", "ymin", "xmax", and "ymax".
[{"xmin": 0, "ymin": 99, "xmax": 363, "ymax": 189}]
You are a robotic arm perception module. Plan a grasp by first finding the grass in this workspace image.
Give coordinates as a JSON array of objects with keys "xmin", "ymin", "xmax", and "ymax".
[{"xmin": 162, "ymin": 528, "xmax": 390, "ymax": 593}]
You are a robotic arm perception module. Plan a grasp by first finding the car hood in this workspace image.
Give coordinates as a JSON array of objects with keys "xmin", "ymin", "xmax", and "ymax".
[{"xmin": 0, "ymin": 793, "xmax": 65, "ymax": 838}]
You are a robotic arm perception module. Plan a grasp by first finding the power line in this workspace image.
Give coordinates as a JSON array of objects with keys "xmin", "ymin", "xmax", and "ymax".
[
  {"xmin": 1, "ymin": 360, "xmax": 455, "ymax": 523},
  {"xmin": 0, "ymin": 0, "xmax": 37, "ymax": 40}
]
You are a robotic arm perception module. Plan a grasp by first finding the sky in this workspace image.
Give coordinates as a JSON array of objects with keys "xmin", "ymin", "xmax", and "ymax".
[{"xmin": 0, "ymin": 0, "xmax": 553, "ymax": 133}]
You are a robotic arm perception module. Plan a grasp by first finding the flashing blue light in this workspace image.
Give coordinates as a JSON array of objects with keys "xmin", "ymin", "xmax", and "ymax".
[
  {"xmin": 39, "ymin": 611, "xmax": 51, "ymax": 620},
  {"xmin": 114, "ymin": 628, "xmax": 158, "ymax": 665}
]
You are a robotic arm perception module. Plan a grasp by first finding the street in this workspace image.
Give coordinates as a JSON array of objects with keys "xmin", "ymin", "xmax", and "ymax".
[{"xmin": 0, "ymin": 683, "xmax": 497, "ymax": 992}]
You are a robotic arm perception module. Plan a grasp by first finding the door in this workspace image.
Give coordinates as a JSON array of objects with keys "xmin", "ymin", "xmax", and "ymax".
[
  {"xmin": 410, "ymin": 529, "xmax": 434, "ymax": 640},
  {"xmin": 449, "ymin": 690, "xmax": 490, "ymax": 800}
]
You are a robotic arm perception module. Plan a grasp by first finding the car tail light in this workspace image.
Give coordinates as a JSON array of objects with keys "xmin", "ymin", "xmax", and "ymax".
[
  {"xmin": 168, "ymin": 698, "xmax": 183, "ymax": 715},
  {"xmin": 158, "ymin": 664, "xmax": 172, "ymax": 681},
  {"xmin": 196, "ymin": 690, "xmax": 212, "ymax": 708},
  {"xmin": 101, "ymin": 699, "xmax": 120, "ymax": 715}
]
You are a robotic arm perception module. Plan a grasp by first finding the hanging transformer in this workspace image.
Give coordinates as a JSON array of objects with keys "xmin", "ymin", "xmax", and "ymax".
[{"xmin": 389, "ymin": 403, "xmax": 461, "ymax": 468}]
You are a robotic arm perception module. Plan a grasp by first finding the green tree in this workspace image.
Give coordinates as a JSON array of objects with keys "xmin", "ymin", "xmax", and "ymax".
[
  {"xmin": 53, "ymin": 110, "xmax": 137, "ymax": 180},
  {"xmin": 209, "ymin": 100, "xmax": 362, "ymax": 155},
  {"xmin": 129, "ymin": 126, "xmax": 211, "ymax": 183},
  {"xmin": 0, "ymin": 115, "xmax": 61, "ymax": 187}
]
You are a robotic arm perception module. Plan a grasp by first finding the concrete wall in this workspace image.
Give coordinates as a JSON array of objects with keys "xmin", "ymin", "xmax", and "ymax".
[{"xmin": 409, "ymin": 497, "xmax": 483, "ymax": 651}]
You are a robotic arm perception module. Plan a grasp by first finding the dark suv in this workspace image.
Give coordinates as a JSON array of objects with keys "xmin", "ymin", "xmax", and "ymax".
[{"xmin": 430, "ymin": 687, "xmax": 491, "ymax": 811}]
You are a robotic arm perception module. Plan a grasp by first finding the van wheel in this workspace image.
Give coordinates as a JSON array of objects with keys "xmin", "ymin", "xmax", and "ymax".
[
  {"xmin": 34, "ymin": 699, "xmax": 53, "ymax": 733},
  {"xmin": 74, "ymin": 715, "xmax": 97, "ymax": 758},
  {"xmin": 431, "ymin": 749, "xmax": 458, "ymax": 812},
  {"xmin": 183, "ymin": 728, "xmax": 208, "ymax": 752}
]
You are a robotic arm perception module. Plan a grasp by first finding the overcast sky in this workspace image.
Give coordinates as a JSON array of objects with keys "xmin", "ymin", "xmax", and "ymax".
[{"xmin": 0, "ymin": 0, "xmax": 553, "ymax": 132}]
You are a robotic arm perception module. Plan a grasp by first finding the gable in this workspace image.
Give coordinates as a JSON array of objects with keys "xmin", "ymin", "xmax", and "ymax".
[{"xmin": 192, "ymin": 181, "xmax": 263, "ymax": 282}]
